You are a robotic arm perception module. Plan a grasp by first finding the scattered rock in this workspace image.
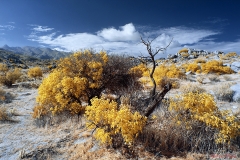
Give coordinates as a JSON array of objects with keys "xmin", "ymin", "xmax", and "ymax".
[
  {"xmin": 231, "ymin": 61, "xmax": 240, "ymax": 73},
  {"xmin": 230, "ymin": 83, "xmax": 240, "ymax": 102}
]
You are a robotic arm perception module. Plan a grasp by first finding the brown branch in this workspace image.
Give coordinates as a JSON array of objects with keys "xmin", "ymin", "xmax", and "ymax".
[{"xmin": 144, "ymin": 83, "xmax": 172, "ymax": 117}]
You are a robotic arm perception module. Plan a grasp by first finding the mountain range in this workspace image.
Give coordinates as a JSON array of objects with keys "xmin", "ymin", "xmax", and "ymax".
[{"xmin": 1, "ymin": 45, "xmax": 71, "ymax": 60}]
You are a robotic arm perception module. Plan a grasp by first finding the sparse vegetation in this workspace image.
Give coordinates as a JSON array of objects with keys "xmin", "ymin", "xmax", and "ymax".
[
  {"xmin": 208, "ymin": 74, "xmax": 220, "ymax": 82},
  {"xmin": 0, "ymin": 107, "xmax": 10, "ymax": 121},
  {"xmin": 1, "ymin": 43, "xmax": 240, "ymax": 159},
  {"xmin": 213, "ymin": 83, "xmax": 234, "ymax": 102},
  {"xmin": 0, "ymin": 63, "xmax": 22, "ymax": 87},
  {"xmin": 0, "ymin": 87, "xmax": 15, "ymax": 103}
]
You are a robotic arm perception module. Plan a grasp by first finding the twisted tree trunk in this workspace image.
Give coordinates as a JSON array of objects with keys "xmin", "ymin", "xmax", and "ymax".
[{"xmin": 144, "ymin": 83, "xmax": 172, "ymax": 117}]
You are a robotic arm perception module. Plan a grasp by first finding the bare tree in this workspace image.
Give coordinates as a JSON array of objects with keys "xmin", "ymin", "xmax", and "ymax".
[{"xmin": 140, "ymin": 36, "xmax": 173, "ymax": 117}]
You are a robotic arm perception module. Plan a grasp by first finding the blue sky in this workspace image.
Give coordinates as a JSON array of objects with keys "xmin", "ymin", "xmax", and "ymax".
[{"xmin": 0, "ymin": 0, "xmax": 240, "ymax": 57}]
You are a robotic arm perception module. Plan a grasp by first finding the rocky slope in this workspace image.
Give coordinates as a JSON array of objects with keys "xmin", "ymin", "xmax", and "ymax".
[{"xmin": 1, "ymin": 45, "xmax": 71, "ymax": 60}]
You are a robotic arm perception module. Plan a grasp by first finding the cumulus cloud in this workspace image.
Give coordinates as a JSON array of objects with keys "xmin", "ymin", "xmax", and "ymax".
[
  {"xmin": 27, "ymin": 23, "xmax": 240, "ymax": 58},
  {"xmin": 28, "ymin": 32, "xmax": 104, "ymax": 51},
  {"xmin": 97, "ymin": 23, "xmax": 140, "ymax": 41}
]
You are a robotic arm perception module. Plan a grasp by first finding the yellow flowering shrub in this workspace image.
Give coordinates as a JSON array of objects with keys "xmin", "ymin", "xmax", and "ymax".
[
  {"xmin": 180, "ymin": 52, "xmax": 189, "ymax": 58},
  {"xmin": 138, "ymin": 64, "xmax": 185, "ymax": 88},
  {"xmin": 33, "ymin": 50, "xmax": 140, "ymax": 119},
  {"xmin": 33, "ymin": 50, "xmax": 108, "ymax": 118},
  {"xmin": 185, "ymin": 62, "xmax": 200, "ymax": 73},
  {"xmin": 85, "ymin": 97, "xmax": 147, "ymax": 145},
  {"xmin": 169, "ymin": 92, "xmax": 240, "ymax": 144},
  {"xmin": 178, "ymin": 48, "xmax": 188, "ymax": 54},
  {"xmin": 28, "ymin": 67, "xmax": 43, "ymax": 79},
  {"xmin": 201, "ymin": 60, "xmax": 234, "ymax": 74},
  {"xmin": 225, "ymin": 52, "xmax": 237, "ymax": 57},
  {"xmin": 0, "ymin": 63, "xmax": 22, "ymax": 87},
  {"xmin": 129, "ymin": 63, "xmax": 148, "ymax": 77}
]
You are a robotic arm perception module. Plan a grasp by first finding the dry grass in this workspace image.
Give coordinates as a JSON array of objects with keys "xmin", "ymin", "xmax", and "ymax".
[
  {"xmin": 0, "ymin": 87, "xmax": 15, "ymax": 103},
  {"xmin": 68, "ymin": 140, "xmax": 126, "ymax": 160},
  {"xmin": 196, "ymin": 76, "xmax": 204, "ymax": 84},
  {"xmin": 0, "ymin": 107, "xmax": 10, "ymax": 121},
  {"xmin": 223, "ymin": 75, "xmax": 232, "ymax": 81},
  {"xmin": 208, "ymin": 74, "xmax": 220, "ymax": 82},
  {"xmin": 179, "ymin": 82, "xmax": 206, "ymax": 94},
  {"xmin": 136, "ymin": 115, "xmax": 219, "ymax": 158},
  {"xmin": 0, "ymin": 106, "xmax": 20, "ymax": 122},
  {"xmin": 212, "ymin": 83, "xmax": 234, "ymax": 102}
]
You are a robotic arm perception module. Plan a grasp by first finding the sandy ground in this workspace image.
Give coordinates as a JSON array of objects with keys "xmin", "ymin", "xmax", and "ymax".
[{"xmin": 0, "ymin": 86, "xmax": 90, "ymax": 160}]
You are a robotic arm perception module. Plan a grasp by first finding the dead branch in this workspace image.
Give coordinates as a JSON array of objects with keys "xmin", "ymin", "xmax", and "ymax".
[{"xmin": 144, "ymin": 83, "xmax": 172, "ymax": 117}]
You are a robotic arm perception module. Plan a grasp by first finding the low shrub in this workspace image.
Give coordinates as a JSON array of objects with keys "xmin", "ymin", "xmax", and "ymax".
[
  {"xmin": 0, "ymin": 107, "xmax": 9, "ymax": 121},
  {"xmin": 169, "ymin": 92, "xmax": 240, "ymax": 144},
  {"xmin": 28, "ymin": 67, "xmax": 43, "ymax": 79},
  {"xmin": 178, "ymin": 48, "xmax": 188, "ymax": 54},
  {"xmin": 85, "ymin": 97, "xmax": 147, "ymax": 146},
  {"xmin": 213, "ymin": 83, "xmax": 234, "ymax": 102},
  {"xmin": 0, "ymin": 87, "xmax": 15, "ymax": 103},
  {"xmin": 179, "ymin": 82, "xmax": 206, "ymax": 94},
  {"xmin": 137, "ymin": 63, "xmax": 185, "ymax": 89},
  {"xmin": 208, "ymin": 74, "xmax": 220, "ymax": 82},
  {"xmin": 0, "ymin": 63, "xmax": 22, "ymax": 87},
  {"xmin": 225, "ymin": 52, "xmax": 237, "ymax": 57},
  {"xmin": 201, "ymin": 60, "xmax": 234, "ymax": 74},
  {"xmin": 223, "ymin": 75, "xmax": 232, "ymax": 81},
  {"xmin": 185, "ymin": 63, "xmax": 200, "ymax": 73}
]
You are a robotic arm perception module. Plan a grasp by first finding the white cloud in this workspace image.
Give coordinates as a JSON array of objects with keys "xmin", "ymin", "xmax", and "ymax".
[
  {"xmin": 97, "ymin": 23, "xmax": 140, "ymax": 41},
  {"xmin": 28, "ymin": 32, "xmax": 104, "ymax": 52},
  {"xmin": 28, "ymin": 23, "xmax": 240, "ymax": 58},
  {"xmin": 31, "ymin": 25, "xmax": 54, "ymax": 32},
  {"xmin": 0, "ymin": 25, "xmax": 15, "ymax": 30},
  {"xmin": 145, "ymin": 27, "xmax": 219, "ymax": 45}
]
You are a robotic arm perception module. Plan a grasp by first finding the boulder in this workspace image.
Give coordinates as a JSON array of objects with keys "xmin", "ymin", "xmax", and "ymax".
[
  {"xmin": 167, "ymin": 54, "xmax": 178, "ymax": 59},
  {"xmin": 223, "ymin": 63, "xmax": 231, "ymax": 67},
  {"xmin": 230, "ymin": 83, "xmax": 240, "ymax": 102},
  {"xmin": 231, "ymin": 62, "xmax": 240, "ymax": 73}
]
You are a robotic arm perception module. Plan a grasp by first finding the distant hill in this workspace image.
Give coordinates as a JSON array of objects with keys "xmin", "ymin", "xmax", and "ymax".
[
  {"xmin": 0, "ymin": 48, "xmax": 58, "ymax": 69},
  {"xmin": 1, "ymin": 45, "xmax": 71, "ymax": 60}
]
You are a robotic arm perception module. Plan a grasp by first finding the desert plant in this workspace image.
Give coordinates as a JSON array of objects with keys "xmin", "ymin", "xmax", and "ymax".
[
  {"xmin": 137, "ymin": 63, "xmax": 185, "ymax": 89},
  {"xmin": 169, "ymin": 92, "xmax": 240, "ymax": 144},
  {"xmin": 0, "ymin": 87, "xmax": 15, "ymax": 103},
  {"xmin": 0, "ymin": 64, "xmax": 22, "ymax": 87},
  {"xmin": 85, "ymin": 97, "xmax": 147, "ymax": 145},
  {"xmin": 212, "ymin": 83, "xmax": 234, "ymax": 102},
  {"xmin": 201, "ymin": 60, "xmax": 234, "ymax": 74},
  {"xmin": 180, "ymin": 52, "xmax": 189, "ymax": 58},
  {"xmin": 178, "ymin": 48, "xmax": 189, "ymax": 54},
  {"xmin": 223, "ymin": 75, "xmax": 232, "ymax": 81},
  {"xmin": 185, "ymin": 62, "xmax": 200, "ymax": 73},
  {"xmin": 28, "ymin": 67, "xmax": 43, "ymax": 79},
  {"xmin": 33, "ymin": 50, "xmax": 141, "ymax": 119},
  {"xmin": 225, "ymin": 52, "xmax": 237, "ymax": 57},
  {"xmin": 0, "ymin": 107, "xmax": 9, "ymax": 121},
  {"xmin": 179, "ymin": 82, "xmax": 206, "ymax": 94},
  {"xmin": 208, "ymin": 74, "xmax": 220, "ymax": 82}
]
